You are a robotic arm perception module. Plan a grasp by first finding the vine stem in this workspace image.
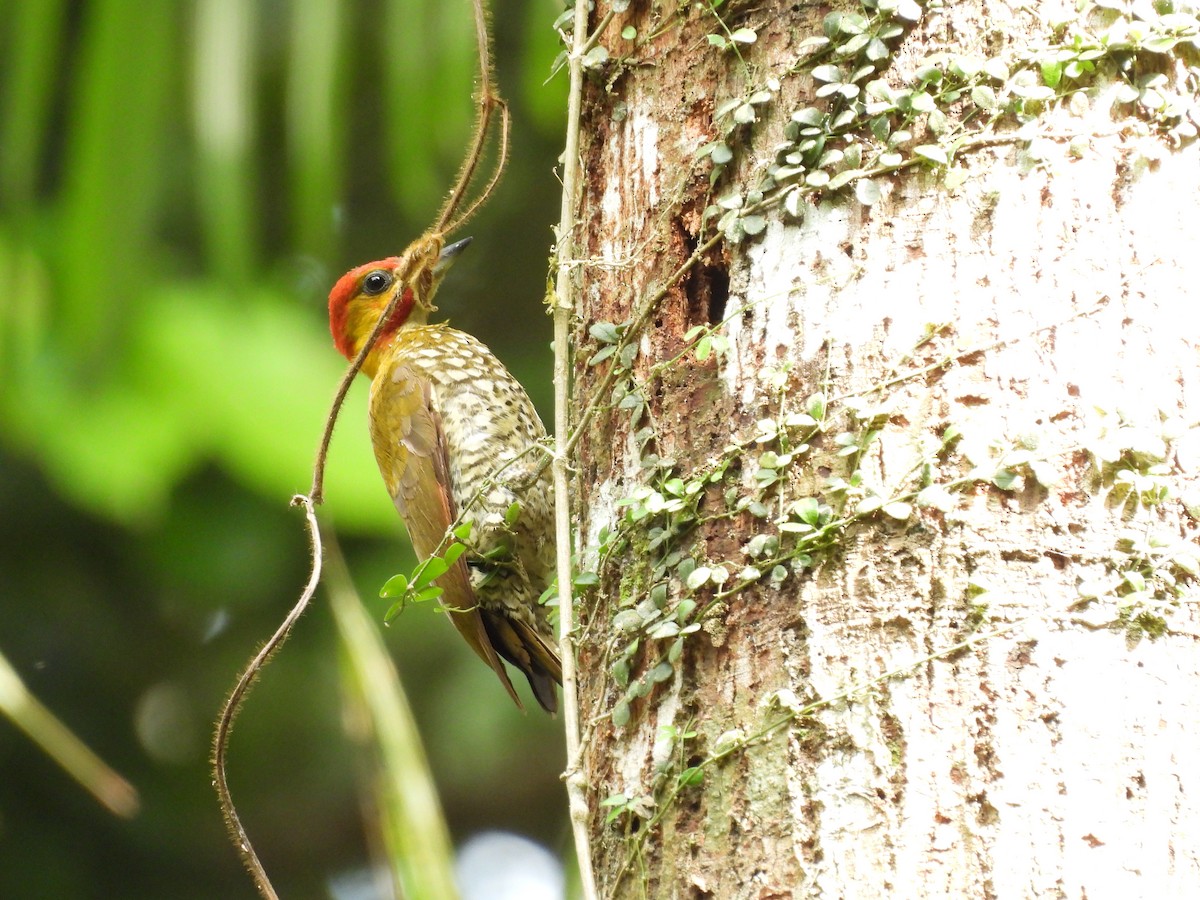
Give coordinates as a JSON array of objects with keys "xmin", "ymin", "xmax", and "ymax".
[
  {"xmin": 552, "ymin": 1, "xmax": 600, "ymax": 898},
  {"xmin": 211, "ymin": 494, "xmax": 324, "ymax": 900}
]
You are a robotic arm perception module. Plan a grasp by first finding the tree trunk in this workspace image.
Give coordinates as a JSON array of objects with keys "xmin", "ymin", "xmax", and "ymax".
[{"xmin": 569, "ymin": 1, "xmax": 1200, "ymax": 896}]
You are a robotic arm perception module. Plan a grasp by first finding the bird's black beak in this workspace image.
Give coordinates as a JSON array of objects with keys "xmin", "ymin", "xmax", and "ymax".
[{"xmin": 434, "ymin": 237, "xmax": 473, "ymax": 274}]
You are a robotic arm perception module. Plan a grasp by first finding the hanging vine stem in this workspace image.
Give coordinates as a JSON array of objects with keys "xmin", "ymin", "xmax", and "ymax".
[
  {"xmin": 552, "ymin": 1, "xmax": 603, "ymax": 898},
  {"xmin": 211, "ymin": 494, "xmax": 322, "ymax": 900},
  {"xmin": 212, "ymin": 1, "xmax": 507, "ymax": 896}
]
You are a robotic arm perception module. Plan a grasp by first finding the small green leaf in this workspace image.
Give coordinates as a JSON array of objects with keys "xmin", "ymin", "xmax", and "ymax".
[
  {"xmin": 1040, "ymin": 60, "xmax": 1063, "ymax": 89},
  {"xmin": 982, "ymin": 59, "xmax": 1010, "ymax": 82},
  {"xmin": 1122, "ymin": 570, "xmax": 1147, "ymax": 592},
  {"xmin": 619, "ymin": 342, "xmax": 639, "ymax": 368},
  {"xmin": 504, "ymin": 501, "xmax": 522, "ymax": 527},
  {"xmin": 855, "ymin": 178, "xmax": 881, "ymax": 205},
  {"xmin": 611, "ymin": 658, "xmax": 630, "ymax": 688},
  {"xmin": 914, "ymin": 144, "xmax": 949, "ymax": 165},
  {"xmin": 741, "ymin": 214, "xmax": 767, "ymax": 235},
  {"xmin": 715, "ymin": 97, "xmax": 743, "ymax": 120},
  {"xmin": 711, "ymin": 142, "xmax": 734, "ymax": 165},
  {"xmin": 612, "ymin": 700, "xmax": 631, "ymax": 728},
  {"xmin": 380, "ymin": 574, "xmax": 409, "ymax": 599},
  {"xmin": 816, "ymin": 169, "xmax": 848, "ymax": 192},
  {"xmin": 410, "ymin": 585, "xmax": 444, "ymax": 604},
  {"xmin": 794, "ymin": 497, "xmax": 821, "ymax": 525},
  {"xmin": 582, "ymin": 45, "xmax": 609, "ymax": 69},
  {"xmin": 883, "ymin": 501, "xmax": 913, "ymax": 520},
  {"xmin": 650, "ymin": 621, "xmax": 680, "ymax": 640},
  {"xmin": 453, "ymin": 521, "xmax": 473, "ymax": 542},
  {"xmin": 650, "ymin": 582, "xmax": 669, "ymax": 607},
  {"xmin": 442, "ymin": 542, "xmax": 467, "ymax": 567},
  {"xmin": 668, "ymin": 637, "xmax": 685, "ymax": 663},
  {"xmin": 588, "ymin": 345, "xmax": 616, "ymax": 366},
  {"xmin": 866, "ymin": 37, "xmax": 890, "ymax": 61},
  {"xmin": 686, "ymin": 566, "xmax": 712, "ymax": 590},
  {"xmin": 678, "ymin": 766, "xmax": 705, "ymax": 786},
  {"xmin": 792, "ymin": 107, "xmax": 824, "ymax": 126},
  {"xmin": 621, "ymin": 25, "xmax": 637, "ymax": 40},
  {"xmin": 784, "ymin": 188, "xmax": 804, "ymax": 218},
  {"xmin": 811, "ymin": 64, "xmax": 842, "ymax": 84},
  {"xmin": 413, "ymin": 556, "xmax": 450, "ymax": 589},
  {"xmin": 800, "ymin": 397, "xmax": 822, "ymax": 424},
  {"xmin": 730, "ymin": 27, "xmax": 757, "ymax": 44},
  {"xmin": 967, "ymin": 577, "xmax": 991, "ymax": 598},
  {"xmin": 589, "ymin": 321, "xmax": 621, "ymax": 344},
  {"xmin": 778, "ymin": 522, "xmax": 814, "ymax": 534},
  {"xmin": 857, "ymin": 496, "xmax": 883, "ymax": 514},
  {"xmin": 909, "ymin": 91, "xmax": 937, "ymax": 113},
  {"xmin": 746, "ymin": 534, "xmax": 771, "ymax": 558},
  {"xmin": 718, "ymin": 192, "xmax": 744, "ymax": 210},
  {"xmin": 971, "ymin": 85, "xmax": 998, "ymax": 110},
  {"xmin": 992, "ymin": 468, "xmax": 1024, "ymax": 491},
  {"xmin": 614, "ymin": 610, "xmax": 643, "ymax": 633}
]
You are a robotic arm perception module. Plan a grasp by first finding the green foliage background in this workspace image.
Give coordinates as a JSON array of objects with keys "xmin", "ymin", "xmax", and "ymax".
[{"xmin": 0, "ymin": 0, "xmax": 568, "ymax": 896}]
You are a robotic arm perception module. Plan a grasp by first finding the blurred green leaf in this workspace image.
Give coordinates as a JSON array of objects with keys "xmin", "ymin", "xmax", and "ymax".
[
  {"xmin": 328, "ymin": 549, "xmax": 458, "ymax": 900},
  {"xmin": 287, "ymin": 0, "xmax": 347, "ymax": 257},
  {"xmin": 0, "ymin": 646, "xmax": 139, "ymax": 819},
  {"xmin": 58, "ymin": 0, "xmax": 175, "ymax": 367},
  {"xmin": 192, "ymin": 0, "xmax": 258, "ymax": 283},
  {"xmin": 384, "ymin": 0, "xmax": 475, "ymax": 219},
  {"xmin": 0, "ymin": 0, "xmax": 67, "ymax": 209}
]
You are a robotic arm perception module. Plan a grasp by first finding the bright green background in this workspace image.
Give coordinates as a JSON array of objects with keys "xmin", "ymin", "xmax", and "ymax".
[{"xmin": 0, "ymin": 0, "xmax": 569, "ymax": 896}]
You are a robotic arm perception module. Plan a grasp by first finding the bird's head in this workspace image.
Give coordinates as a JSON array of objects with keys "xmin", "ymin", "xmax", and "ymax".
[{"xmin": 328, "ymin": 235, "xmax": 472, "ymax": 377}]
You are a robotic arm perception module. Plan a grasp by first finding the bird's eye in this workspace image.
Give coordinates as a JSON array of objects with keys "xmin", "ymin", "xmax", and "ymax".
[{"xmin": 362, "ymin": 270, "xmax": 393, "ymax": 295}]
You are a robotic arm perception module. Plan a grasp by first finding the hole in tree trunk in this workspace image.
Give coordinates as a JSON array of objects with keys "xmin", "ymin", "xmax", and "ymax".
[
  {"xmin": 685, "ymin": 257, "xmax": 730, "ymax": 327},
  {"xmin": 678, "ymin": 216, "xmax": 730, "ymax": 327}
]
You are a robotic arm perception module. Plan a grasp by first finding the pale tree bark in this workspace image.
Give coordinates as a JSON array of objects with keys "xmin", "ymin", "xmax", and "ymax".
[{"xmin": 567, "ymin": 1, "xmax": 1200, "ymax": 897}]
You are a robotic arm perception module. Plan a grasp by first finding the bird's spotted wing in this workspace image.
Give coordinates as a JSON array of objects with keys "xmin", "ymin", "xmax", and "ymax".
[{"xmin": 368, "ymin": 362, "xmax": 523, "ymax": 709}]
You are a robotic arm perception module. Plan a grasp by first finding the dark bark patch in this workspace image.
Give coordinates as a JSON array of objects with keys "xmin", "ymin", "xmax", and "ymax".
[{"xmin": 955, "ymin": 393, "xmax": 991, "ymax": 406}]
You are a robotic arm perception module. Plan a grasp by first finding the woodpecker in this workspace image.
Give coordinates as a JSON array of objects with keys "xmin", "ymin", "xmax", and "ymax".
[{"xmin": 328, "ymin": 235, "xmax": 561, "ymax": 712}]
